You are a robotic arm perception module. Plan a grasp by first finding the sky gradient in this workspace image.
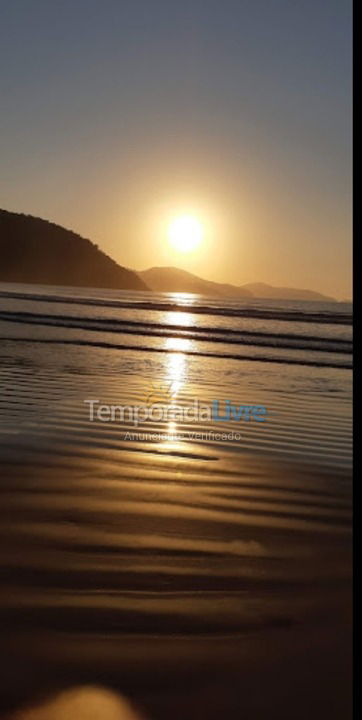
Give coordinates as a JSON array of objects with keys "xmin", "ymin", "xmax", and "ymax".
[{"xmin": 0, "ymin": 0, "xmax": 352, "ymax": 298}]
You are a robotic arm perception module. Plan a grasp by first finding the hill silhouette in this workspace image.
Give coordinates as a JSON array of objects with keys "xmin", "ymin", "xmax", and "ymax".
[
  {"xmin": 0, "ymin": 209, "xmax": 148, "ymax": 292},
  {"xmin": 0, "ymin": 209, "xmax": 336, "ymax": 301},
  {"xmin": 139, "ymin": 267, "xmax": 335, "ymax": 302},
  {"xmin": 139, "ymin": 266, "xmax": 252, "ymax": 297},
  {"xmin": 241, "ymin": 282, "xmax": 335, "ymax": 302}
]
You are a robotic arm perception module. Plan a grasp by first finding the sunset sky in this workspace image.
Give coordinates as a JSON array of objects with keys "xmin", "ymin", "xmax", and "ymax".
[{"xmin": 0, "ymin": 0, "xmax": 352, "ymax": 298}]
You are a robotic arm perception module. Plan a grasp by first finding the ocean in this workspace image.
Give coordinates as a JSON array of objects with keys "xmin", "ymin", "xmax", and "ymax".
[{"xmin": 0, "ymin": 282, "xmax": 353, "ymax": 719}]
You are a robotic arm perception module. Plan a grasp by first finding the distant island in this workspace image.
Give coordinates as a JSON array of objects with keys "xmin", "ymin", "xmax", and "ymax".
[
  {"xmin": 0, "ymin": 209, "xmax": 336, "ymax": 301},
  {"xmin": 138, "ymin": 267, "xmax": 336, "ymax": 302}
]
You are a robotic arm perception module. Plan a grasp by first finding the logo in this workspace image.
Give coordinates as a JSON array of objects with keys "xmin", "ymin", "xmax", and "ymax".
[{"xmin": 144, "ymin": 380, "xmax": 178, "ymax": 405}]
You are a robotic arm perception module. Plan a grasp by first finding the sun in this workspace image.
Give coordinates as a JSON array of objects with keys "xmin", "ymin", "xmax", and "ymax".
[{"xmin": 168, "ymin": 215, "xmax": 203, "ymax": 253}]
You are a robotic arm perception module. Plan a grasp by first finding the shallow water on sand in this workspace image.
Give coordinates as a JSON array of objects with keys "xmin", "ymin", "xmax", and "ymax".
[{"xmin": 0, "ymin": 284, "xmax": 352, "ymax": 718}]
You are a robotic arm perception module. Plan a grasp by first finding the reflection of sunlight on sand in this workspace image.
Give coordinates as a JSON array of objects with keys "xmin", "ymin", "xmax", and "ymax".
[
  {"xmin": 164, "ymin": 337, "xmax": 193, "ymax": 397},
  {"xmin": 160, "ymin": 419, "xmax": 180, "ymax": 451},
  {"xmin": 166, "ymin": 355, "xmax": 184, "ymax": 397},
  {"xmin": 167, "ymin": 420, "xmax": 177, "ymax": 435},
  {"xmin": 158, "ymin": 337, "xmax": 194, "ymax": 449}
]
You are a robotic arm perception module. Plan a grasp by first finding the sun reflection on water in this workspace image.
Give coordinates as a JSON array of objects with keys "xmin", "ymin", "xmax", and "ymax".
[
  {"xmin": 157, "ymin": 336, "xmax": 194, "ymax": 447},
  {"xmin": 164, "ymin": 337, "xmax": 193, "ymax": 397},
  {"xmin": 166, "ymin": 311, "xmax": 194, "ymax": 327},
  {"xmin": 168, "ymin": 292, "xmax": 198, "ymax": 306}
]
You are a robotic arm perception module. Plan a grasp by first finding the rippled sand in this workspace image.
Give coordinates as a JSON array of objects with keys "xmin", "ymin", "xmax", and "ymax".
[
  {"xmin": 0, "ymin": 288, "xmax": 352, "ymax": 718},
  {"xmin": 0, "ymin": 444, "xmax": 352, "ymax": 719}
]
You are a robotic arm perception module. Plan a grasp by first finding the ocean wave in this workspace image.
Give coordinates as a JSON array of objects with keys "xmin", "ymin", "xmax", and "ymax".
[
  {"xmin": 0, "ymin": 334, "xmax": 352, "ymax": 369},
  {"xmin": 0, "ymin": 289, "xmax": 353, "ymax": 325},
  {"xmin": 0, "ymin": 310, "xmax": 353, "ymax": 355}
]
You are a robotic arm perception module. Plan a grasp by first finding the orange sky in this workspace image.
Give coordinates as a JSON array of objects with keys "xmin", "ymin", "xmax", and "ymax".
[{"xmin": 0, "ymin": 1, "xmax": 352, "ymax": 299}]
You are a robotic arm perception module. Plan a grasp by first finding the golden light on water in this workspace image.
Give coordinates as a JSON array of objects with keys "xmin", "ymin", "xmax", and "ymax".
[
  {"xmin": 165, "ymin": 337, "xmax": 193, "ymax": 353},
  {"xmin": 163, "ymin": 336, "xmax": 193, "ymax": 403},
  {"xmin": 168, "ymin": 215, "xmax": 203, "ymax": 253},
  {"xmin": 164, "ymin": 338, "xmax": 190, "ymax": 397},
  {"xmin": 167, "ymin": 311, "xmax": 193, "ymax": 327}
]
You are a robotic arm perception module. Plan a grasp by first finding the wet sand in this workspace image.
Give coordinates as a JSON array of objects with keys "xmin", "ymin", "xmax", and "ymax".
[
  {"xmin": 0, "ymin": 453, "xmax": 352, "ymax": 720},
  {"xmin": 0, "ymin": 288, "xmax": 352, "ymax": 718}
]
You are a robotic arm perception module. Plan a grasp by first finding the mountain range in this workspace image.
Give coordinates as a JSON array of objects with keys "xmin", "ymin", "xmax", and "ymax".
[
  {"xmin": 138, "ymin": 267, "xmax": 335, "ymax": 301},
  {"xmin": 0, "ymin": 209, "xmax": 335, "ymax": 302}
]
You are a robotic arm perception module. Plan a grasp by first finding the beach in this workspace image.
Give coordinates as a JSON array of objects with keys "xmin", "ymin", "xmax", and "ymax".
[{"xmin": 0, "ymin": 283, "xmax": 352, "ymax": 718}]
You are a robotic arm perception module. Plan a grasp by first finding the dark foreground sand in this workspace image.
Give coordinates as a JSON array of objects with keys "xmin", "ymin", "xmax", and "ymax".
[
  {"xmin": 2, "ymin": 622, "xmax": 352, "ymax": 719},
  {"xmin": 0, "ymin": 452, "xmax": 352, "ymax": 720}
]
